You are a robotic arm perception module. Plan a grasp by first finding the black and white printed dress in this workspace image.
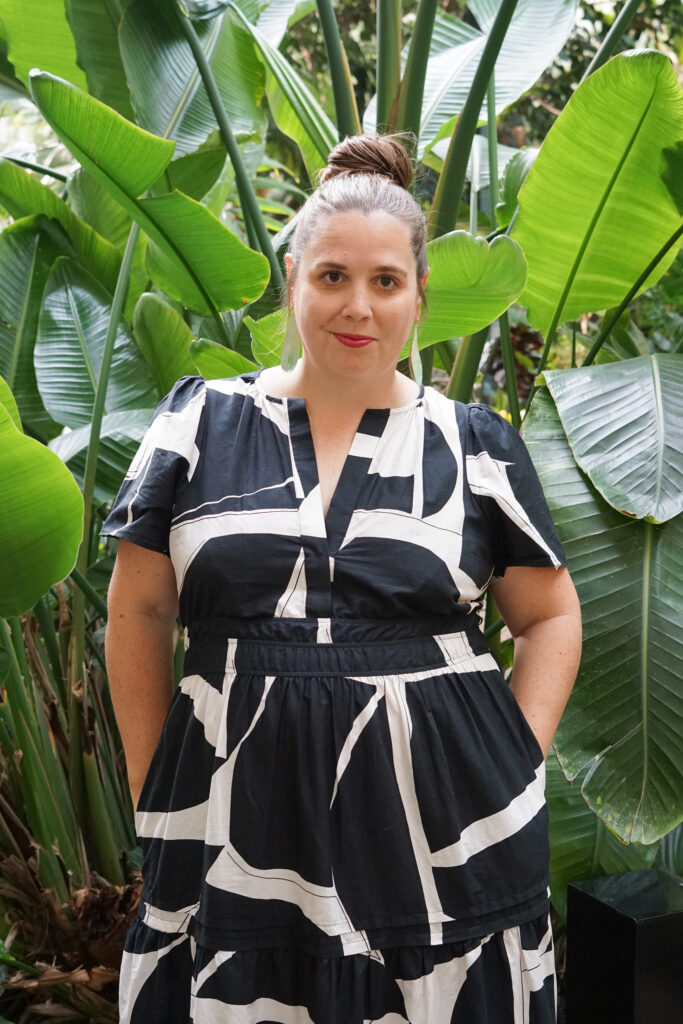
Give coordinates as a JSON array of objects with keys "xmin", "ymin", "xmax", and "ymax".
[{"xmin": 102, "ymin": 370, "xmax": 566, "ymax": 1024}]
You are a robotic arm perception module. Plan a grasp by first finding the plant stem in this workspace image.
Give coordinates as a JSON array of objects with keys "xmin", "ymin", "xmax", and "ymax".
[
  {"xmin": 3, "ymin": 156, "xmax": 68, "ymax": 182},
  {"xmin": 435, "ymin": 339, "xmax": 458, "ymax": 374},
  {"xmin": 175, "ymin": 3, "xmax": 284, "ymax": 293},
  {"xmin": 394, "ymin": 0, "xmax": 438, "ymax": 148},
  {"xmin": 499, "ymin": 311, "xmax": 521, "ymax": 429},
  {"xmin": 486, "ymin": 73, "xmax": 499, "ymax": 227},
  {"xmin": 32, "ymin": 596, "xmax": 67, "ymax": 708},
  {"xmin": 484, "ymin": 616, "xmax": 504, "ymax": 639},
  {"xmin": 376, "ymin": 0, "xmax": 402, "ymax": 130},
  {"xmin": 70, "ymin": 567, "xmax": 108, "ymax": 622},
  {"xmin": 421, "ymin": 344, "xmax": 434, "ymax": 386},
  {"xmin": 582, "ymin": 0, "xmax": 643, "ymax": 81},
  {"xmin": 430, "ymin": 0, "xmax": 518, "ymax": 239},
  {"xmin": 446, "ymin": 326, "xmax": 489, "ymax": 402},
  {"xmin": 582, "ymin": 223, "xmax": 683, "ymax": 366},
  {"xmin": 315, "ymin": 0, "xmax": 360, "ymax": 138}
]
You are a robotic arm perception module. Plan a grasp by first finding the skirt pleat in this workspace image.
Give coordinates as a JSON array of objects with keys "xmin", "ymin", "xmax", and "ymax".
[{"xmin": 120, "ymin": 909, "xmax": 556, "ymax": 1023}]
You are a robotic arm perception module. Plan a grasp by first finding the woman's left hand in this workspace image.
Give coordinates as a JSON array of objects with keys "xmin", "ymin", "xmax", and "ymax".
[{"xmin": 489, "ymin": 566, "xmax": 582, "ymax": 760}]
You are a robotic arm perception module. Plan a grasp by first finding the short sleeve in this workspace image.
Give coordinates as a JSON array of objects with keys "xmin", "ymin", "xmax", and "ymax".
[
  {"xmin": 100, "ymin": 376, "xmax": 206, "ymax": 556},
  {"xmin": 465, "ymin": 403, "xmax": 566, "ymax": 578}
]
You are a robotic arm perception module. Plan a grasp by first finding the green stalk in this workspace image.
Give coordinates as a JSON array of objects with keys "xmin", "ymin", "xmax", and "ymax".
[
  {"xmin": 484, "ymin": 616, "xmax": 504, "ymax": 640},
  {"xmin": 582, "ymin": 223, "xmax": 683, "ymax": 366},
  {"xmin": 69, "ymin": 222, "xmax": 140, "ymax": 817},
  {"xmin": 32, "ymin": 596, "xmax": 67, "ymax": 708},
  {"xmin": 446, "ymin": 326, "xmax": 489, "ymax": 402},
  {"xmin": 486, "ymin": 73, "xmax": 499, "ymax": 227},
  {"xmin": 175, "ymin": 3, "xmax": 284, "ymax": 293},
  {"xmin": 499, "ymin": 311, "xmax": 521, "ymax": 429},
  {"xmin": 431, "ymin": 0, "xmax": 518, "ymax": 240},
  {"xmin": 4, "ymin": 156, "xmax": 68, "ymax": 182},
  {"xmin": 394, "ymin": 0, "xmax": 438, "ymax": 147},
  {"xmin": 315, "ymin": 0, "xmax": 361, "ymax": 138},
  {"xmin": 582, "ymin": 0, "xmax": 643, "ymax": 81},
  {"xmin": 70, "ymin": 567, "xmax": 108, "ymax": 622},
  {"xmin": 376, "ymin": 0, "xmax": 402, "ymax": 130},
  {"xmin": 82, "ymin": 751, "xmax": 124, "ymax": 883}
]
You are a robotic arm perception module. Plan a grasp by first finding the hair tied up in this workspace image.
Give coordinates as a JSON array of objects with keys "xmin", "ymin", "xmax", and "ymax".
[{"xmin": 319, "ymin": 134, "xmax": 415, "ymax": 191}]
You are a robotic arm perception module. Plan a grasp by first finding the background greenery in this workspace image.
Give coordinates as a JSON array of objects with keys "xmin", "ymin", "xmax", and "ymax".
[{"xmin": 0, "ymin": 1, "xmax": 681, "ymax": 1019}]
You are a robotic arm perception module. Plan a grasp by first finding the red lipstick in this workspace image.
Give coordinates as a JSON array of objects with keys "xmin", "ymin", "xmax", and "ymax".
[{"xmin": 333, "ymin": 333, "xmax": 375, "ymax": 348}]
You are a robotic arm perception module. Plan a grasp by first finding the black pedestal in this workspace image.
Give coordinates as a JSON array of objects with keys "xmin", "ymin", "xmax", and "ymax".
[{"xmin": 566, "ymin": 868, "xmax": 683, "ymax": 1023}]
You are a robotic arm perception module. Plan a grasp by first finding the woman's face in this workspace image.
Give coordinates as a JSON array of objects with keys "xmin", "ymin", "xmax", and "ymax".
[{"xmin": 287, "ymin": 210, "xmax": 426, "ymax": 387}]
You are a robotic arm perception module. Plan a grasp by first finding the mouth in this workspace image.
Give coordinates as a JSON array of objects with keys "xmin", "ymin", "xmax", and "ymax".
[{"xmin": 333, "ymin": 332, "xmax": 375, "ymax": 348}]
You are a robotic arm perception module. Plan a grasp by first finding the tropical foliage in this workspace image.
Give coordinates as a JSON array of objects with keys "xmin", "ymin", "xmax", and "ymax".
[{"xmin": 0, "ymin": 0, "xmax": 680, "ymax": 1017}]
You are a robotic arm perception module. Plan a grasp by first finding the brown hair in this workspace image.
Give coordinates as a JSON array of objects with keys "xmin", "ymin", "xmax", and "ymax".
[{"xmin": 286, "ymin": 134, "xmax": 428, "ymax": 300}]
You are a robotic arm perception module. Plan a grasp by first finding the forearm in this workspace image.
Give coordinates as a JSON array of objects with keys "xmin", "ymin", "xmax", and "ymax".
[
  {"xmin": 509, "ymin": 612, "xmax": 582, "ymax": 759},
  {"xmin": 105, "ymin": 609, "xmax": 175, "ymax": 809}
]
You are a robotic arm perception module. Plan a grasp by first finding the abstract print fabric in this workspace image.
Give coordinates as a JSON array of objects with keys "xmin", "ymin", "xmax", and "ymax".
[{"xmin": 102, "ymin": 371, "xmax": 566, "ymax": 1023}]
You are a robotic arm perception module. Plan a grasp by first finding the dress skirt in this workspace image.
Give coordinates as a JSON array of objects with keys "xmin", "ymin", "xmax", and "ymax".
[{"xmin": 120, "ymin": 616, "xmax": 557, "ymax": 1023}]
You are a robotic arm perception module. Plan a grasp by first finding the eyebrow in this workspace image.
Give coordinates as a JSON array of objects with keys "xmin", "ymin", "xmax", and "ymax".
[{"xmin": 312, "ymin": 260, "xmax": 408, "ymax": 277}]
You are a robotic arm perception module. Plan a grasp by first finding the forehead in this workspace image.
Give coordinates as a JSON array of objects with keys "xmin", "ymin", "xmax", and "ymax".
[{"xmin": 301, "ymin": 210, "xmax": 414, "ymax": 269}]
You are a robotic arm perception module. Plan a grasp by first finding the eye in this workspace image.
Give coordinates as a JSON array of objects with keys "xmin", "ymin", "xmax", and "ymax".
[
  {"xmin": 377, "ymin": 275, "xmax": 398, "ymax": 289},
  {"xmin": 321, "ymin": 270, "xmax": 343, "ymax": 284}
]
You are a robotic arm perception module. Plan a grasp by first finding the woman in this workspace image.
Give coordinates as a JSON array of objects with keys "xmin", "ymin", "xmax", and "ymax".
[{"xmin": 104, "ymin": 134, "xmax": 582, "ymax": 1023}]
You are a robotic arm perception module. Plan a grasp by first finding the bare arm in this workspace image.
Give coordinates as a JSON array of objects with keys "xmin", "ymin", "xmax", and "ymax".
[
  {"xmin": 490, "ymin": 566, "xmax": 582, "ymax": 759},
  {"xmin": 105, "ymin": 539, "xmax": 179, "ymax": 811}
]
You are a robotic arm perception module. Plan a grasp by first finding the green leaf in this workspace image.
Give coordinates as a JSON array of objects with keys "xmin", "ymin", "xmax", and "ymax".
[
  {"xmin": 29, "ymin": 71, "xmax": 271, "ymax": 314},
  {"xmin": 0, "ymin": 0, "xmax": 88, "ymax": 89},
  {"xmin": 64, "ymin": 0, "xmax": 135, "ymax": 119},
  {"xmin": 119, "ymin": 0, "xmax": 265, "ymax": 157},
  {"xmin": 595, "ymin": 309, "xmax": 648, "ymax": 365},
  {"xmin": 133, "ymin": 292, "xmax": 197, "ymax": 396},
  {"xmin": 365, "ymin": 1, "xmax": 578, "ymax": 154},
  {"xmin": 67, "ymin": 168, "xmax": 132, "ymax": 250},
  {"xmin": 0, "ymin": 159, "xmax": 121, "ymax": 292},
  {"xmin": 0, "ymin": 374, "xmax": 20, "ymax": 430},
  {"xmin": 512, "ymin": 51, "xmax": 683, "ymax": 341},
  {"xmin": 662, "ymin": 142, "xmax": 683, "ymax": 215},
  {"xmin": 0, "ymin": 402, "xmax": 83, "ymax": 617},
  {"xmin": 49, "ymin": 408, "xmax": 153, "ymax": 501},
  {"xmin": 547, "ymin": 753, "xmax": 658, "ymax": 919},
  {"xmin": 544, "ymin": 356, "xmax": 683, "ymax": 523},
  {"xmin": 413, "ymin": 232, "xmax": 527, "ymax": 349},
  {"xmin": 153, "ymin": 133, "xmax": 227, "ymax": 201},
  {"xmin": 245, "ymin": 307, "xmax": 288, "ymax": 368},
  {"xmin": 232, "ymin": 4, "xmax": 336, "ymax": 180},
  {"xmin": 523, "ymin": 388, "xmax": 683, "ymax": 844},
  {"xmin": 257, "ymin": 0, "xmax": 315, "ymax": 47},
  {"xmin": 190, "ymin": 337, "xmax": 258, "ymax": 378},
  {"xmin": 495, "ymin": 147, "xmax": 538, "ymax": 229},
  {"xmin": 0, "ymin": 215, "xmax": 65, "ymax": 439},
  {"xmin": 35, "ymin": 257, "xmax": 157, "ymax": 428}
]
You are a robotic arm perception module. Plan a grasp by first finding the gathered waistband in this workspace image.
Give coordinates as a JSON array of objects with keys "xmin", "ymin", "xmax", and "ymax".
[{"xmin": 182, "ymin": 614, "xmax": 492, "ymax": 677}]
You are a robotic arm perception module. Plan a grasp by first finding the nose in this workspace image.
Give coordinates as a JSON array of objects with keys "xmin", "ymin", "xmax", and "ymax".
[{"xmin": 342, "ymin": 282, "xmax": 372, "ymax": 320}]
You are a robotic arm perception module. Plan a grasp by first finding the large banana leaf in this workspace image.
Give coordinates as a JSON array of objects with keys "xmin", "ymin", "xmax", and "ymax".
[
  {"xmin": 523, "ymin": 388, "xmax": 683, "ymax": 844},
  {"xmin": 546, "ymin": 753, "xmax": 658, "ymax": 919},
  {"xmin": 0, "ymin": 394, "xmax": 83, "ymax": 617},
  {"xmin": 364, "ymin": 0, "xmax": 577, "ymax": 154},
  {"xmin": 231, "ymin": 4, "xmax": 336, "ymax": 180},
  {"xmin": 119, "ymin": 0, "xmax": 265, "ymax": 156},
  {"xmin": 29, "ymin": 71, "xmax": 271, "ymax": 314},
  {"xmin": 415, "ymin": 231, "xmax": 527, "ymax": 347},
  {"xmin": 0, "ymin": 0, "xmax": 87, "ymax": 89},
  {"xmin": 0, "ymin": 159, "xmax": 121, "ymax": 292},
  {"xmin": 65, "ymin": 0, "xmax": 135, "ymax": 119},
  {"xmin": 132, "ymin": 292, "xmax": 197, "ymax": 397},
  {"xmin": 544, "ymin": 356, "xmax": 683, "ymax": 524},
  {"xmin": 190, "ymin": 338, "xmax": 258, "ymax": 378},
  {"xmin": 35, "ymin": 257, "xmax": 157, "ymax": 428},
  {"xmin": 49, "ymin": 408, "xmax": 153, "ymax": 501},
  {"xmin": 0, "ymin": 216, "xmax": 65, "ymax": 440},
  {"xmin": 512, "ymin": 51, "xmax": 683, "ymax": 342},
  {"xmin": 257, "ymin": 0, "xmax": 315, "ymax": 47}
]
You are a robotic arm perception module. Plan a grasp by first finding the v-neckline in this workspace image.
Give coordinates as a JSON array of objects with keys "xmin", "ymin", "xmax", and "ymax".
[{"xmin": 252, "ymin": 370, "xmax": 425, "ymax": 551}]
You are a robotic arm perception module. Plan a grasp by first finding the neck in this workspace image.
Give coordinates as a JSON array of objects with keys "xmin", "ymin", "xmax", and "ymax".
[{"xmin": 276, "ymin": 358, "xmax": 419, "ymax": 415}]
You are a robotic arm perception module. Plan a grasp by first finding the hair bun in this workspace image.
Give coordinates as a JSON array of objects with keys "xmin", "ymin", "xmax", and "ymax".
[{"xmin": 320, "ymin": 134, "xmax": 414, "ymax": 190}]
